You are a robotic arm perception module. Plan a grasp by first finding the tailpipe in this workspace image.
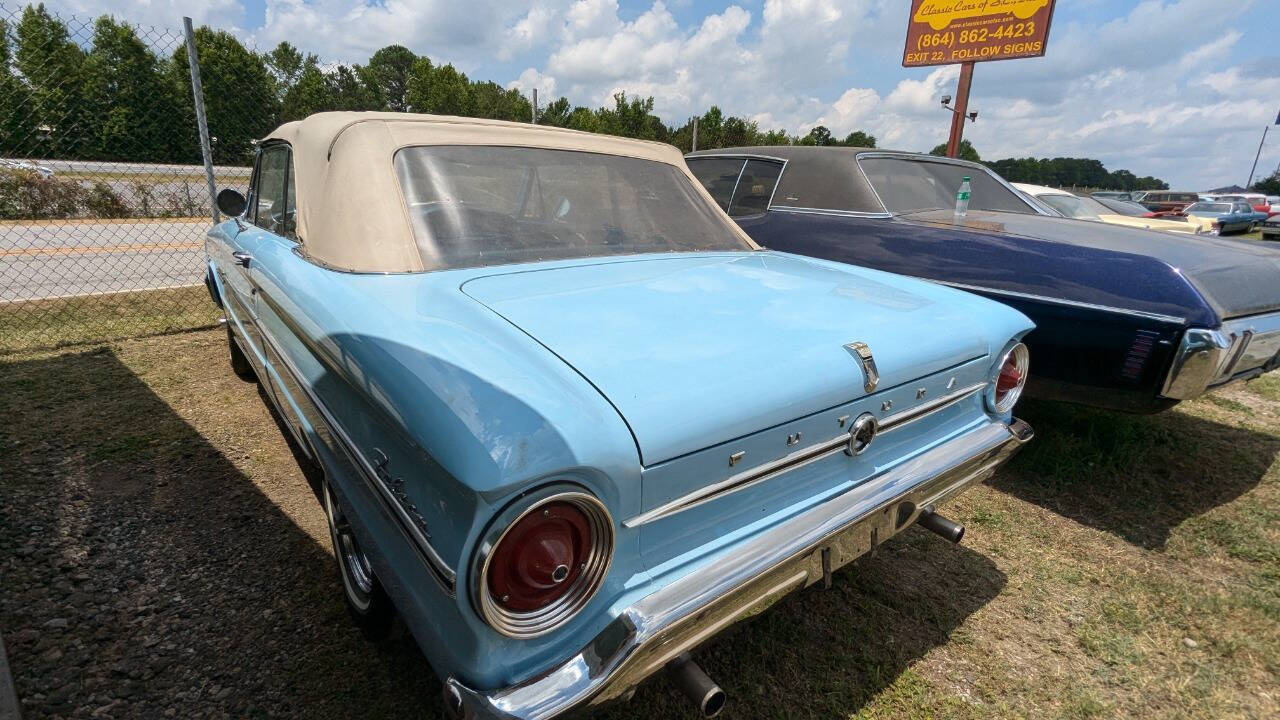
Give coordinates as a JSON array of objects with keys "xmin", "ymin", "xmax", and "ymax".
[
  {"xmin": 666, "ymin": 653, "xmax": 726, "ymax": 717},
  {"xmin": 917, "ymin": 505, "xmax": 965, "ymax": 543}
]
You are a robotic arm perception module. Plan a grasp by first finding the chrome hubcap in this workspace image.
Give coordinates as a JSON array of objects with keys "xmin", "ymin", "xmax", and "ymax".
[{"xmin": 325, "ymin": 484, "xmax": 375, "ymax": 601}]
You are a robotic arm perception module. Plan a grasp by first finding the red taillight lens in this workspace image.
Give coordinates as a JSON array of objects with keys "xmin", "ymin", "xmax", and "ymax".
[
  {"xmin": 477, "ymin": 492, "xmax": 613, "ymax": 638},
  {"xmin": 487, "ymin": 501, "xmax": 590, "ymax": 612},
  {"xmin": 991, "ymin": 343, "xmax": 1029, "ymax": 413}
]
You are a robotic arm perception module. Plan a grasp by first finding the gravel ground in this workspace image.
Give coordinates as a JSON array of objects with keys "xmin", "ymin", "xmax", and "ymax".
[{"xmin": 2, "ymin": 329, "xmax": 1277, "ymax": 720}]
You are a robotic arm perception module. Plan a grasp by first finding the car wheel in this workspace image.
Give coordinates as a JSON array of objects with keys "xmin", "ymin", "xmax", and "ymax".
[
  {"xmin": 323, "ymin": 481, "xmax": 396, "ymax": 641},
  {"xmin": 227, "ymin": 324, "xmax": 256, "ymax": 381}
]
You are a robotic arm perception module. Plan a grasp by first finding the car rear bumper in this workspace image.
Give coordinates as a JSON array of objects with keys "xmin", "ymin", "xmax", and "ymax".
[
  {"xmin": 1162, "ymin": 313, "xmax": 1280, "ymax": 400},
  {"xmin": 444, "ymin": 417, "xmax": 1033, "ymax": 720}
]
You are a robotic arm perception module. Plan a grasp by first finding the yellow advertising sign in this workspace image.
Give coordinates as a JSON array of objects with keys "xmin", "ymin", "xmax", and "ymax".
[
  {"xmin": 913, "ymin": 0, "xmax": 1050, "ymax": 31},
  {"xmin": 903, "ymin": 0, "xmax": 1056, "ymax": 67}
]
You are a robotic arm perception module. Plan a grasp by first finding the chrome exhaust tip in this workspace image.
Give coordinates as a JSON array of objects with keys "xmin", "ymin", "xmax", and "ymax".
[
  {"xmin": 666, "ymin": 653, "xmax": 726, "ymax": 717},
  {"xmin": 917, "ymin": 505, "xmax": 965, "ymax": 544}
]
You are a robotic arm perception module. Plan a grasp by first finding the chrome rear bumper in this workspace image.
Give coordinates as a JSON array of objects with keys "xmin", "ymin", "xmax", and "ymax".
[
  {"xmin": 1162, "ymin": 313, "xmax": 1280, "ymax": 400},
  {"xmin": 445, "ymin": 417, "xmax": 1033, "ymax": 720}
]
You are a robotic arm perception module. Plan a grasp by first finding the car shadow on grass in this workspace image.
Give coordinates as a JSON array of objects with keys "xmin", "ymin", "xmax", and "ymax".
[
  {"xmin": 601, "ymin": 529, "xmax": 1006, "ymax": 720},
  {"xmin": 990, "ymin": 399, "xmax": 1280, "ymax": 551},
  {"xmin": 0, "ymin": 345, "xmax": 1008, "ymax": 720},
  {"xmin": 0, "ymin": 348, "xmax": 443, "ymax": 719}
]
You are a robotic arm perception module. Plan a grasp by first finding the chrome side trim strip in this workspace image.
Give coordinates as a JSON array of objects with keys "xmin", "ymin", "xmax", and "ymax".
[
  {"xmin": 623, "ymin": 381, "xmax": 988, "ymax": 529},
  {"xmin": 251, "ymin": 302, "xmax": 458, "ymax": 592},
  {"xmin": 932, "ymin": 280, "xmax": 1188, "ymax": 325},
  {"xmin": 768, "ymin": 205, "xmax": 893, "ymax": 219},
  {"xmin": 878, "ymin": 382, "xmax": 986, "ymax": 433}
]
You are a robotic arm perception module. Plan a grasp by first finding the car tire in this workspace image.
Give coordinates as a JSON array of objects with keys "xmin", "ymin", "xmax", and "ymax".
[
  {"xmin": 227, "ymin": 324, "xmax": 256, "ymax": 382},
  {"xmin": 323, "ymin": 481, "xmax": 397, "ymax": 641}
]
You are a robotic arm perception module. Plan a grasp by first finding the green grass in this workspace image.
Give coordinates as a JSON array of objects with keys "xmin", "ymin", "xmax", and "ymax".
[
  {"xmin": 0, "ymin": 285, "xmax": 219, "ymax": 353},
  {"xmin": 1, "ymin": 329, "xmax": 1277, "ymax": 720}
]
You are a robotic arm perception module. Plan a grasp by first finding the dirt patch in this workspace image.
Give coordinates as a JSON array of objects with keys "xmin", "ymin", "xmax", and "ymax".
[{"xmin": 2, "ymin": 330, "xmax": 1277, "ymax": 719}]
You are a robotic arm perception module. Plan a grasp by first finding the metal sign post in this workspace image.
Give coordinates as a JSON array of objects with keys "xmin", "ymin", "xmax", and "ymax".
[
  {"xmin": 945, "ymin": 62, "xmax": 974, "ymax": 159},
  {"xmin": 183, "ymin": 16, "xmax": 220, "ymax": 224}
]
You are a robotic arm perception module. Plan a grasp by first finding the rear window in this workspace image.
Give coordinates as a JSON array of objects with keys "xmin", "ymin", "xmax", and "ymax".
[
  {"xmin": 1186, "ymin": 202, "xmax": 1231, "ymax": 213},
  {"xmin": 393, "ymin": 146, "xmax": 754, "ymax": 271},
  {"xmin": 858, "ymin": 157, "xmax": 1034, "ymax": 214}
]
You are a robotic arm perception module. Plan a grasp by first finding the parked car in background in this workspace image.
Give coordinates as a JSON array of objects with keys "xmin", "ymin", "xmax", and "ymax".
[
  {"xmin": 1182, "ymin": 200, "xmax": 1269, "ymax": 234},
  {"xmin": 687, "ymin": 146, "xmax": 1280, "ymax": 413},
  {"xmin": 1267, "ymin": 195, "xmax": 1279, "ymax": 214},
  {"xmin": 0, "ymin": 158, "xmax": 54, "ymax": 178},
  {"xmin": 1137, "ymin": 190, "xmax": 1199, "ymax": 213},
  {"xmin": 206, "ymin": 112, "xmax": 1037, "ymax": 719},
  {"xmin": 1263, "ymin": 215, "xmax": 1280, "ymax": 241},
  {"xmin": 1094, "ymin": 196, "xmax": 1186, "ymax": 219},
  {"xmin": 1014, "ymin": 183, "xmax": 1201, "ymax": 234},
  {"xmin": 1213, "ymin": 194, "xmax": 1273, "ymax": 214},
  {"xmin": 1091, "ymin": 191, "xmax": 1136, "ymax": 201}
]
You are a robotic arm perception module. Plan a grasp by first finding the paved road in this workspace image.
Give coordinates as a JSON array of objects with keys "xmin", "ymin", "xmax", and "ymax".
[
  {"xmin": 0, "ymin": 220, "xmax": 209, "ymax": 302},
  {"xmin": 3, "ymin": 157, "xmax": 251, "ymax": 179}
]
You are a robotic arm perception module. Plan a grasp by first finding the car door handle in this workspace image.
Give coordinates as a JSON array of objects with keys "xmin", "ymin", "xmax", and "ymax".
[{"xmin": 231, "ymin": 251, "xmax": 253, "ymax": 268}]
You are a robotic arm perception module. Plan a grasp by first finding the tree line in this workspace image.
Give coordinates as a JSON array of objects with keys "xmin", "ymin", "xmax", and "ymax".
[{"xmin": 0, "ymin": 2, "xmax": 1169, "ymax": 194}]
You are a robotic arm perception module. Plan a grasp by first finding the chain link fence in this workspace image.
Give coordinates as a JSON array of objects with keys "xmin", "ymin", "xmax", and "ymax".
[{"xmin": 0, "ymin": 2, "xmax": 267, "ymax": 351}]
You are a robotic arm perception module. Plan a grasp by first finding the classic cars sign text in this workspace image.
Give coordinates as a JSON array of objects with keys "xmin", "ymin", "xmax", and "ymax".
[{"xmin": 902, "ymin": 0, "xmax": 1056, "ymax": 67}]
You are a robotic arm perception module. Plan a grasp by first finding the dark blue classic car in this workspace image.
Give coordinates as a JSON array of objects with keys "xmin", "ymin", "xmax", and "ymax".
[{"xmin": 687, "ymin": 147, "xmax": 1280, "ymax": 413}]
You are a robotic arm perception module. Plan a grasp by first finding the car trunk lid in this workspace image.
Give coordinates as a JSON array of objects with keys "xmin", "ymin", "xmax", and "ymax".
[{"xmin": 461, "ymin": 252, "xmax": 989, "ymax": 466}]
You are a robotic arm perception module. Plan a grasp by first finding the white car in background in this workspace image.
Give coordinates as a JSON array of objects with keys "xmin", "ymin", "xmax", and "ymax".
[
  {"xmin": 0, "ymin": 159, "xmax": 55, "ymax": 179},
  {"xmin": 1013, "ymin": 183, "xmax": 1202, "ymax": 234}
]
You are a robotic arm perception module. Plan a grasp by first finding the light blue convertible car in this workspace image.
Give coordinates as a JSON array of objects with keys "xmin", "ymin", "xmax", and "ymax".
[{"xmin": 205, "ymin": 112, "xmax": 1035, "ymax": 718}]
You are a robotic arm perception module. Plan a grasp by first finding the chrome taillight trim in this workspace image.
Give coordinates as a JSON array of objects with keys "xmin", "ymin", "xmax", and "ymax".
[
  {"xmin": 473, "ymin": 490, "xmax": 614, "ymax": 639},
  {"xmin": 987, "ymin": 342, "xmax": 1029, "ymax": 414}
]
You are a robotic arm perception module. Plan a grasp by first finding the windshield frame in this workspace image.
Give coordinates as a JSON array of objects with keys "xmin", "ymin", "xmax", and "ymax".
[{"xmin": 853, "ymin": 151, "xmax": 1047, "ymax": 216}]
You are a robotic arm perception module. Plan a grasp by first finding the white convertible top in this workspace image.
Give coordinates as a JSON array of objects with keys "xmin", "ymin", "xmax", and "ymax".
[{"xmin": 263, "ymin": 111, "xmax": 752, "ymax": 272}]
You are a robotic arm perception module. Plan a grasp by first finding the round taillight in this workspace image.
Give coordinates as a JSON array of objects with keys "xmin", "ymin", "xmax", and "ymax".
[
  {"xmin": 477, "ymin": 492, "xmax": 613, "ymax": 638},
  {"xmin": 991, "ymin": 342, "xmax": 1029, "ymax": 413}
]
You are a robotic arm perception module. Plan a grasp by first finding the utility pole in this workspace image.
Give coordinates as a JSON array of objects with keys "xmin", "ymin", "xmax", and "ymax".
[
  {"xmin": 531, "ymin": 88, "xmax": 538, "ymax": 124},
  {"xmin": 183, "ymin": 16, "xmax": 219, "ymax": 223},
  {"xmin": 945, "ymin": 62, "xmax": 975, "ymax": 159},
  {"xmin": 1246, "ymin": 125, "xmax": 1268, "ymax": 189},
  {"xmin": 691, "ymin": 116, "xmax": 698, "ymax": 152}
]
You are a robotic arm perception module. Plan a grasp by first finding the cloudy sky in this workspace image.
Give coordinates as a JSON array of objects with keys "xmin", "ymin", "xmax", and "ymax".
[{"xmin": 39, "ymin": 0, "xmax": 1280, "ymax": 189}]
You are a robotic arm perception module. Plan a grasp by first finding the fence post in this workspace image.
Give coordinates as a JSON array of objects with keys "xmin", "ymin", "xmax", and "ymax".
[{"xmin": 183, "ymin": 16, "xmax": 220, "ymax": 224}]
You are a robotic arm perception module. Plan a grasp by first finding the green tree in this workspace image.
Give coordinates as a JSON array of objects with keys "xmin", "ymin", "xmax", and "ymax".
[
  {"xmin": 0, "ymin": 19, "xmax": 36, "ymax": 156},
  {"xmin": 281, "ymin": 63, "xmax": 332, "ymax": 121},
  {"xmin": 696, "ymin": 106, "xmax": 724, "ymax": 149},
  {"xmin": 328, "ymin": 64, "xmax": 379, "ymax": 110},
  {"xmin": 538, "ymin": 97, "xmax": 572, "ymax": 127},
  {"xmin": 265, "ymin": 42, "xmax": 315, "ymax": 105},
  {"xmin": 170, "ymin": 26, "xmax": 278, "ymax": 164},
  {"xmin": 841, "ymin": 130, "xmax": 876, "ymax": 148},
  {"xmin": 800, "ymin": 125, "xmax": 834, "ymax": 146},
  {"xmin": 84, "ymin": 17, "xmax": 183, "ymax": 161},
  {"xmin": 424, "ymin": 63, "xmax": 471, "ymax": 115},
  {"xmin": 471, "ymin": 81, "xmax": 531, "ymax": 122},
  {"xmin": 365, "ymin": 45, "xmax": 416, "ymax": 111},
  {"xmin": 404, "ymin": 56, "xmax": 433, "ymax": 112},
  {"xmin": 14, "ymin": 4, "xmax": 90, "ymax": 157},
  {"xmin": 1250, "ymin": 172, "xmax": 1279, "ymax": 195},
  {"xmin": 930, "ymin": 139, "xmax": 980, "ymax": 162}
]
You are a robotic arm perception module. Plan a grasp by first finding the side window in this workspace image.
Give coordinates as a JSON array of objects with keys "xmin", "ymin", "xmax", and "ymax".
[
  {"xmin": 727, "ymin": 160, "xmax": 784, "ymax": 216},
  {"xmin": 252, "ymin": 145, "xmax": 295, "ymax": 239},
  {"xmin": 686, "ymin": 157, "xmax": 745, "ymax": 211}
]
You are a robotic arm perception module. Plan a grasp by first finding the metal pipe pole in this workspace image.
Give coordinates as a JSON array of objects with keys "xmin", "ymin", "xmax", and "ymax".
[
  {"xmin": 184, "ymin": 17, "xmax": 219, "ymax": 224},
  {"xmin": 531, "ymin": 88, "xmax": 538, "ymax": 124},
  {"xmin": 945, "ymin": 62, "xmax": 975, "ymax": 159},
  {"xmin": 691, "ymin": 116, "xmax": 698, "ymax": 152},
  {"xmin": 1246, "ymin": 125, "xmax": 1268, "ymax": 190}
]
